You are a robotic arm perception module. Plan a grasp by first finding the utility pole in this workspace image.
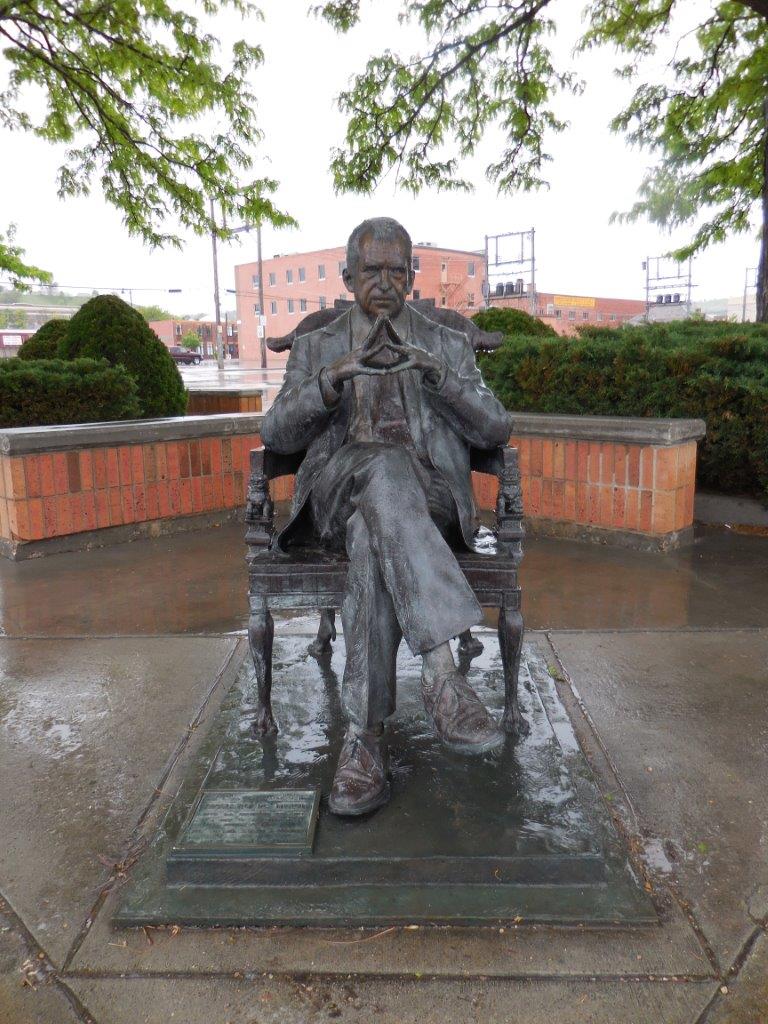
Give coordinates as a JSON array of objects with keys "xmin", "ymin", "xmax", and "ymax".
[
  {"xmin": 256, "ymin": 222, "xmax": 267, "ymax": 369},
  {"xmin": 210, "ymin": 196, "xmax": 225, "ymax": 371}
]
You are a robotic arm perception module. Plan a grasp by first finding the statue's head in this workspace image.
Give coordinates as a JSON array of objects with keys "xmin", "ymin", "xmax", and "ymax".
[{"xmin": 343, "ymin": 217, "xmax": 415, "ymax": 319}]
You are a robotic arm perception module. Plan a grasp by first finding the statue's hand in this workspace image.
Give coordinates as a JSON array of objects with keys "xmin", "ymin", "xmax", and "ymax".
[
  {"xmin": 374, "ymin": 341, "xmax": 444, "ymax": 386},
  {"xmin": 324, "ymin": 316, "xmax": 399, "ymax": 388}
]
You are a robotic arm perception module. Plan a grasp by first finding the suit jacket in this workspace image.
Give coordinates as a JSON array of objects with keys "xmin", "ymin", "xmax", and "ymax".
[{"xmin": 260, "ymin": 305, "xmax": 512, "ymax": 550}]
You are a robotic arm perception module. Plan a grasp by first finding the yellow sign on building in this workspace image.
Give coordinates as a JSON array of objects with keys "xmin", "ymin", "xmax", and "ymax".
[{"xmin": 553, "ymin": 295, "xmax": 596, "ymax": 309}]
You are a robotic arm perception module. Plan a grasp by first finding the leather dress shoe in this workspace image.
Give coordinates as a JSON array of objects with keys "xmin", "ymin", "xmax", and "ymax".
[
  {"xmin": 422, "ymin": 670, "xmax": 504, "ymax": 754},
  {"xmin": 328, "ymin": 725, "xmax": 390, "ymax": 816}
]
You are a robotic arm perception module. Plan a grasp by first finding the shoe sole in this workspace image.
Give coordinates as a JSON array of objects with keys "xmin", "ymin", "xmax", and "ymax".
[
  {"xmin": 426, "ymin": 714, "xmax": 506, "ymax": 755},
  {"xmin": 328, "ymin": 780, "xmax": 391, "ymax": 817}
]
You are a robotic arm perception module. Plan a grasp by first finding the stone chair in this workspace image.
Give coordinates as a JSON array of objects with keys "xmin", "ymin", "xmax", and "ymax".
[{"xmin": 244, "ymin": 444, "xmax": 527, "ymax": 738}]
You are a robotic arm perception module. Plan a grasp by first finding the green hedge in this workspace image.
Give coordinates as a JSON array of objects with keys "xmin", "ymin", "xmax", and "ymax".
[
  {"xmin": 473, "ymin": 306, "xmax": 558, "ymax": 338},
  {"xmin": 17, "ymin": 318, "xmax": 70, "ymax": 360},
  {"xmin": 0, "ymin": 358, "xmax": 140, "ymax": 428},
  {"xmin": 61, "ymin": 294, "xmax": 187, "ymax": 417},
  {"xmin": 474, "ymin": 320, "xmax": 768, "ymax": 499}
]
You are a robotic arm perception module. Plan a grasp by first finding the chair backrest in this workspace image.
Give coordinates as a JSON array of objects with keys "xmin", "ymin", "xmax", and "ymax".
[{"xmin": 264, "ymin": 446, "xmax": 503, "ymax": 481}]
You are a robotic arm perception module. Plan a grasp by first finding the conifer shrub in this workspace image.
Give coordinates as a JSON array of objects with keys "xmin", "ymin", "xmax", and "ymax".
[
  {"xmin": 0, "ymin": 359, "xmax": 140, "ymax": 427},
  {"xmin": 472, "ymin": 306, "xmax": 557, "ymax": 338},
  {"xmin": 60, "ymin": 294, "xmax": 187, "ymax": 417},
  {"xmin": 475, "ymin": 321, "xmax": 768, "ymax": 499},
  {"xmin": 17, "ymin": 319, "xmax": 69, "ymax": 360}
]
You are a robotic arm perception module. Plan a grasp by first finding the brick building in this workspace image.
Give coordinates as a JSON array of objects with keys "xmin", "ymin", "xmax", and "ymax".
[
  {"xmin": 234, "ymin": 243, "xmax": 485, "ymax": 365},
  {"xmin": 491, "ymin": 291, "xmax": 646, "ymax": 335},
  {"xmin": 149, "ymin": 319, "xmax": 239, "ymax": 359},
  {"xmin": 0, "ymin": 328, "xmax": 34, "ymax": 358}
]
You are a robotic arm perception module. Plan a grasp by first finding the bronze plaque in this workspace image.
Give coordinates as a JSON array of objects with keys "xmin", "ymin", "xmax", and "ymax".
[{"xmin": 173, "ymin": 789, "xmax": 320, "ymax": 858}]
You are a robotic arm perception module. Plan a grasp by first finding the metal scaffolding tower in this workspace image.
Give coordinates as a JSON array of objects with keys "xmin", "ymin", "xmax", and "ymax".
[
  {"xmin": 643, "ymin": 255, "xmax": 694, "ymax": 319},
  {"xmin": 484, "ymin": 229, "xmax": 536, "ymax": 316}
]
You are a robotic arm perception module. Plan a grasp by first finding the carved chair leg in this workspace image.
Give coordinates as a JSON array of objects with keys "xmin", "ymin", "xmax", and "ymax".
[
  {"xmin": 307, "ymin": 608, "xmax": 337, "ymax": 657},
  {"xmin": 248, "ymin": 603, "xmax": 277, "ymax": 736},
  {"xmin": 457, "ymin": 628, "xmax": 484, "ymax": 657},
  {"xmin": 498, "ymin": 597, "xmax": 529, "ymax": 737}
]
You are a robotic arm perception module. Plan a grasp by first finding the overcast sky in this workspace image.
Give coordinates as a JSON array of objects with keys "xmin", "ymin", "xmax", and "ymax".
[{"xmin": 0, "ymin": 0, "xmax": 759, "ymax": 318}]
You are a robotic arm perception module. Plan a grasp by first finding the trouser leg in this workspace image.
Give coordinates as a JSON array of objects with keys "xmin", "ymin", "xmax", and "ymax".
[
  {"xmin": 350, "ymin": 447, "xmax": 481, "ymax": 655},
  {"xmin": 312, "ymin": 443, "xmax": 482, "ymax": 724},
  {"xmin": 341, "ymin": 510, "xmax": 402, "ymax": 727}
]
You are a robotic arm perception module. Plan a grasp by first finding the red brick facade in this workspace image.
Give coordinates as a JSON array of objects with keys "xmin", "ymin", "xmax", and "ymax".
[
  {"xmin": 234, "ymin": 244, "xmax": 485, "ymax": 366},
  {"xmin": 148, "ymin": 319, "xmax": 239, "ymax": 359},
  {"xmin": 491, "ymin": 292, "xmax": 646, "ymax": 335}
]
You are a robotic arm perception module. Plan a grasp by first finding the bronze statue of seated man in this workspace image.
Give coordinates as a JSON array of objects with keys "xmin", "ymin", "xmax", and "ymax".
[{"xmin": 261, "ymin": 217, "xmax": 512, "ymax": 817}]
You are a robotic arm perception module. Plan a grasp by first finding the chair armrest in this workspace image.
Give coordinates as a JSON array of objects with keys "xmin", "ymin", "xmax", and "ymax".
[
  {"xmin": 495, "ymin": 447, "xmax": 524, "ymax": 560},
  {"xmin": 245, "ymin": 447, "xmax": 275, "ymax": 555}
]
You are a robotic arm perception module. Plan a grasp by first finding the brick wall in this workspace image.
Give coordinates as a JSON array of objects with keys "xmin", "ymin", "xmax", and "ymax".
[
  {"xmin": 0, "ymin": 412, "xmax": 705, "ymax": 558},
  {"xmin": 186, "ymin": 392, "xmax": 263, "ymax": 416},
  {"xmin": 472, "ymin": 437, "xmax": 697, "ymax": 540},
  {"xmin": 0, "ymin": 433, "xmax": 260, "ymax": 548}
]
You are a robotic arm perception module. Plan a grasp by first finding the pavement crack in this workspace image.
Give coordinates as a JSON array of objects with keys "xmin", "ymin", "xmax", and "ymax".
[{"xmin": 0, "ymin": 889, "xmax": 98, "ymax": 1023}]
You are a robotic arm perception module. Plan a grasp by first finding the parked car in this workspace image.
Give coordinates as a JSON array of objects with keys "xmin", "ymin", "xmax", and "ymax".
[{"xmin": 169, "ymin": 345, "xmax": 201, "ymax": 365}]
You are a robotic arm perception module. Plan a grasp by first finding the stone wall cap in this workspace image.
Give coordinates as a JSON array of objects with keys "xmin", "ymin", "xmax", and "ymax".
[
  {"xmin": 185, "ymin": 385, "xmax": 269, "ymax": 395},
  {"xmin": 508, "ymin": 412, "xmax": 706, "ymax": 446},
  {"xmin": 0, "ymin": 413, "xmax": 265, "ymax": 455}
]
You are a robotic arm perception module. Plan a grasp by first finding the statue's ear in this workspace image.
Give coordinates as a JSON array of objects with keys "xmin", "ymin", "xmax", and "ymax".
[{"xmin": 341, "ymin": 267, "xmax": 354, "ymax": 293}]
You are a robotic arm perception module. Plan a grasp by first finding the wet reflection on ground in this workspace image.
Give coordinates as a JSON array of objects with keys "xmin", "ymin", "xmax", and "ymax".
[
  {"xmin": 2, "ymin": 523, "xmax": 766, "ymax": 637},
  {"xmin": 211, "ymin": 635, "xmax": 596, "ymax": 860},
  {"xmin": 116, "ymin": 634, "xmax": 653, "ymax": 925}
]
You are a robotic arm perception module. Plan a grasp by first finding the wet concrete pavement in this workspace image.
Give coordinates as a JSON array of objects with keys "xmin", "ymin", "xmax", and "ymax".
[
  {"xmin": 0, "ymin": 524, "xmax": 766, "ymax": 1022},
  {"xmin": 2, "ymin": 521, "xmax": 767, "ymax": 637}
]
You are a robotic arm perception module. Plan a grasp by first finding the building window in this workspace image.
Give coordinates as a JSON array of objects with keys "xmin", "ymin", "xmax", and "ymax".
[
  {"xmin": 609, "ymin": 313, "xmax": 617, "ymax": 321},
  {"xmin": 268, "ymin": 272, "xmax": 276, "ymax": 286},
  {"xmin": 251, "ymin": 273, "xmax": 260, "ymax": 288},
  {"xmin": 412, "ymin": 289, "xmax": 420, "ymax": 300},
  {"xmin": 319, "ymin": 296, "xmax": 326, "ymax": 309},
  {"xmin": 467, "ymin": 292, "xmax": 475, "ymax": 306},
  {"xmin": 440, "ymin": 296, "xmax": 447, "ymax": 307},
  {"xmin": 298, "ymin": 267, "xmax": 306, "ymax": 282},
  {"xmin": 318, "ymin": 264, "xmax": 326, "ymax": 280},
  {"xmin": 286, "ymin": 269, "xmax": 293, "ymax": 284},
  {"xmin": 468, "ymin": 261, "xmax": 475, "ymax": 277},
  {"xmin": 270, "ymin": 300, "xmax": 278, "ymax": 315},
  {"xmin": 287, "ymin": 299, "xmax": 295, "ymax": 313},
  {"xmin": 339, "ymin": 293, "xmax": 346, "ymax": 301},
  {"xmin": 253, "ymin": 304, "xmax": 261, "ymax": 315},
  {"xmin": 546, "ymin": 303, "xmax": 555, "ymax": 315},
  {"xmin": 299, "ymin": 298, "xmax": 307, "ymax": 312},
  {"xmin": 568, "ymin": 310, "xmax": 576, "ymax": 320},
  {"xmin": 338, "ymin": 261, "xmax": 345, "ymax": 275},
  {"xmin": 175, "ymin": 324, "xmax": 181, "ymax": 336},
  {"xmin": 555, "ymin": 309, "xmax": 562, "ymax": 319},
  {"xmin": 412, "ymin": 256, "xmax": 420, "ymax": 272},
  {"xmin": 582, "ymin": 311, "xmax": 589, "ymax": 320},
  {"xmin": 596, "ymin": 311, "xmax": 603, "ymax": 321},
  {"xmin": 441, "ymin": 262, "xmax": 447, "ymax": 273}
]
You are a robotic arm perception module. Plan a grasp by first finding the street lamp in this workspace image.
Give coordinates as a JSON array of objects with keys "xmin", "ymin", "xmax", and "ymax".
[{"xmin": 209, "ymin": 202, "xmax": 266, "ymax": 370}]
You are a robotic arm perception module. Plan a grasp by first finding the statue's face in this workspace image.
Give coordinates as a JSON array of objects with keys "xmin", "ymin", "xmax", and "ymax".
[{"xmin": 343, "ymin": 232, "xmax": 414, "ymax": 319}]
